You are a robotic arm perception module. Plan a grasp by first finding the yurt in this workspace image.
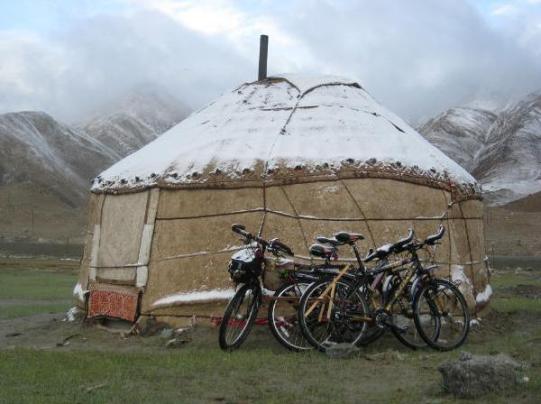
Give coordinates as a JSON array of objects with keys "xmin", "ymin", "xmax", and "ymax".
[{"xmin": 74, "ymin": 72, "xmax": 490, "ymax": 327}]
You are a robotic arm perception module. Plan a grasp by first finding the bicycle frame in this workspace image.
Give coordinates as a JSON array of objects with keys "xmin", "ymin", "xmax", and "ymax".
[{"xmin": 302, "ymin": 255, "xmax": 418, "ymax": 325}]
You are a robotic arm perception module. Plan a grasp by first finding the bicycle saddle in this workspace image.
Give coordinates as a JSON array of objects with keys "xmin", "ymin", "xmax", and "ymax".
[
  {"xmin": 334, "ymin": 232, "xmax": 364, "ymax": 244},
  {"xmin": 309, "ymin": 244, "xmax": 337, "ymax": 259},
  {"xmin": 315, "ymin": 236, "xmax": 344, "ymax": 247}
]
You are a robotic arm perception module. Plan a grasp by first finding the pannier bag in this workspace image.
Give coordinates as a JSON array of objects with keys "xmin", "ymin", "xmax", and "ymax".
[{"xmin": 263, "ymin": 256, "xmax": 295, "ymax": 290}]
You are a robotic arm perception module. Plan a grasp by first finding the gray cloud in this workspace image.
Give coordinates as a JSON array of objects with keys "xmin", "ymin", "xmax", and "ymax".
[
  {"xmin": 0, "ymin": 11, "xmax": 254, "ymax": 122},
  {"xmin": 273, "ymin": 0, "xmax": 541, "ymax": 122},
  {"xmin": 0, "ymin": 1, "xmax": 540, "ymax": 124}
]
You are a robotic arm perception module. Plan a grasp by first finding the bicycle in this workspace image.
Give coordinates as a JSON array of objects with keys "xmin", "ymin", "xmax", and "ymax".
[
  {"xmin": 297, "ymin": 228, "xmax": 447, "ymax": 351},
  {"xmin": 407, "ymin": 226, "xmax": 470, "ymax": 351},
  {"xmin": 219, "ymin": 224, "xmax": 343, "ymax": 351}
]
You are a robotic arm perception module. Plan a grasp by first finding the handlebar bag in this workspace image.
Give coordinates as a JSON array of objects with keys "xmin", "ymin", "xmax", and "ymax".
[{"xmin": 228, "ymin": 247, "xmax": 263, "ymax": 283}]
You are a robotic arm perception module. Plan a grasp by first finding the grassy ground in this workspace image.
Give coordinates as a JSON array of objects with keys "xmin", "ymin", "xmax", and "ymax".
[
  {"xmin": 0, "ymin": 258, "xmax": 77, "ymax": 319},
  {"xmin": 0, "ymin": 258, "xmax": 540, "ymax": 403}
]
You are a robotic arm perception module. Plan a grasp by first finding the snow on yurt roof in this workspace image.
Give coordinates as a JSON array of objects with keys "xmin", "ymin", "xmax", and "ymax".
[{"xmin": 92, "ymin": 74, "xmax": 477, "ymax": 193}]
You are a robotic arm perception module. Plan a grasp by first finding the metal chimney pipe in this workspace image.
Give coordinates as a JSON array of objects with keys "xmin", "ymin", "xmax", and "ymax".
[{"xmin": 258, "ymin": 34, "xmax": 268, "ymax": 81}]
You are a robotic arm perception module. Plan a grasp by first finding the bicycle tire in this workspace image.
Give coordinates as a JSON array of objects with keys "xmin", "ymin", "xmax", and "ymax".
[
  {"xmin": 389, "ymin": 285, "xmax": 439, "ymax": 350},
  {"xmin": 413, "ymin": 278, "xmax": 470, "ymax": 351},
  {"xmin": 267, "ymin": 282, "xmax": 313, "ymax": 351},
  {"xmin": 298, "ymin": 279, "xmax": 369, "ymax": 352},
  {"xmin": 219, "ymin": 283, "xmax": 260, "ymax": 351},
  {"xmin": 356, "ymin": 287, "xmax": 385, "ymax": 346}
]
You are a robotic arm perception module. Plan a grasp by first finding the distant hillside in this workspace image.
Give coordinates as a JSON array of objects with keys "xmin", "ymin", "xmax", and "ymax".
[
  {"xmin": 0, "ymin": 111, "xmax": 117, "ymax": 206},
  {"xmin": 502, "ymin": 191, "xmax": 541, "ymax": 213},
  {"xmin": 0, "ymin": 87, "xmax": 191, "ymax": 254},
  {"xmin": 419, "ymin": 92, "xmax": 541, "ymax": 205},
  {"xmin": 485, "ymin": 191, "xmax": 541, "ymax": 257}
]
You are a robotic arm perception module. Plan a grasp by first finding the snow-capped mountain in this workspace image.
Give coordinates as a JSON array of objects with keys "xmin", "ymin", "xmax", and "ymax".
[
  {"xmin": 0, "ymin": 111, "xmax": 118, "ymax": 206},
  {"xmin": 82, "ymin": 86, "xmax": 191, "ymax": 157},
  {"xmin": 0, "ymin": 87, "xmax": 190, "ymax": 210},
  {"xmin": 419, "ymin": 92, "xmax": 541, "ymax": 205},
  {"xmin": 473, "ymin": 93, "xmax": 541, "ymax": 202},
  {"xmin": 419, "ymin": 107, "xmax": 497, "ymax": 172}
]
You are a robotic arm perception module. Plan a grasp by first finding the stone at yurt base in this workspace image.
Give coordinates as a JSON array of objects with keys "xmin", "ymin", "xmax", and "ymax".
[{"xmin": 74, "ymin": 74, "xmax": 490, "ymax": 326}]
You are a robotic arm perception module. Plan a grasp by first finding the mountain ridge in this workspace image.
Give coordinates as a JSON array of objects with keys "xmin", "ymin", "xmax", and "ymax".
[
  {"xmin": 419, "ymin": 92, "xmax": 541, "ymax": 205},
  {"xmin": 0, "ymin": 87, "xmax": 190, "ymax": 246}
]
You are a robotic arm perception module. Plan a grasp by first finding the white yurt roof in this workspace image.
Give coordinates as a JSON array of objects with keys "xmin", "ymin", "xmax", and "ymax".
[{"xmin": 92, "ymin": 74, "xmax": 476, "ymax": 193}]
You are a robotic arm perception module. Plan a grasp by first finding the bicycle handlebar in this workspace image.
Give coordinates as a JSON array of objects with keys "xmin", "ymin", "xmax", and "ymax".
[
  {"xmin": 404, "ymin": 224, "xmax": 446, "ymax": 251},
  {"xmin": 424, "ymin": 224, "xmax": 445, "ymax": 245},
  {"xmin": 269, "ymin": 238, "xmax": 294, "ymax": 256},
  {"xmin": 231, "ymin": 223, "xmax": 268, "ymax": 248}
]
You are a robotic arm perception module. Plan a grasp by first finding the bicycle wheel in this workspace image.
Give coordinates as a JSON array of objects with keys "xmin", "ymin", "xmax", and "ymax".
[
  {"xmin": 268, "ymin": 282, "xmax": 313, "ymax": 351},
  {"xmin": 298, "ymin": 279, "xmax": 369, "ymax": 352},
  {"xmin": 413, "ymin": 278, "xmax": 470, "ymax": 351},
  {"xmin": 219, "ymin": 283, "xmax": 260, "ymax": 351},
  {"xmin": 389, "ymin": 285, "xmax": 439, "ymax": 349}
]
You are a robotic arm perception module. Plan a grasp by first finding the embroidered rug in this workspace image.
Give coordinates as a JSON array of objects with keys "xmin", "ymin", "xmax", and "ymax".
[{"xmin": 88, "ymin": 283, "xmax": 140, "ymax": 322}]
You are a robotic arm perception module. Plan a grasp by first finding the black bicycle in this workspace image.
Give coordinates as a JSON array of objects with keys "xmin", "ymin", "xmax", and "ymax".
[
  {"xmin": 219, "ymin": 224, "xmax": 333, "ymax": 351},
  {"xmin": 219, "ymin": 224, "xmax": 272, "ymax": 351},
  {"xmin": 407, "ymin": 227, "xmax": 470, "ymax": 351}
]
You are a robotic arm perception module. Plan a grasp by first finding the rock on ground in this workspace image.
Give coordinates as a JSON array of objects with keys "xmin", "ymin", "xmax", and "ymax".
[{"xmin": 438, "ymin": 351, "xmax": 526, "ymax": 398}]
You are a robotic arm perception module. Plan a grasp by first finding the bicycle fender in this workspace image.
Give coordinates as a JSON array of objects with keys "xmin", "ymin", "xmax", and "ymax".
[
  {"xmin": 382, "ymin": 274, "xmax": 394, "ymax": 302},
  {"xmin": 410, "ymin": 275, "xmax": 423, "ymax": 301}
]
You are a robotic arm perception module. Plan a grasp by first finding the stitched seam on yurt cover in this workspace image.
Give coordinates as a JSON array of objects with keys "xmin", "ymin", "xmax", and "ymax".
[
  {"xmin": 458, "ymin": 202, "xmax": 477, "ymax": 295},
  {"xmin": 440, "ymin": 188, "xmax": 453, "ymax": 281}
]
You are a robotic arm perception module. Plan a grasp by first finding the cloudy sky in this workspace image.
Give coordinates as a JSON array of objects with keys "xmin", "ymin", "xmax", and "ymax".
[{"xmin": 1, "ymin": 0, "xmax": 540, "ymax": 124}]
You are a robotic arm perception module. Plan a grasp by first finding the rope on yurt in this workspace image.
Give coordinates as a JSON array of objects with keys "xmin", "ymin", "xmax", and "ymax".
[
  {"xmin": 439, "ymin": 188, "xmax": 453, "ymax": 281},
  {"xmin": 341, "ymin": 180, "xmax": 377, "ymax": 249},
  {"xmin": 279, "ymin": 186, "xmax": 310, "ymax": 254},
  {"xmin": 458, "ymin": 201, "xmax": 477, "ymax": 297},
  {"xmin": 259, "ymin": 76, "xmax": 302, "ymax": 241},
  {"xmin": 257, "ymin": 185, "xmax": 267, "ymax": 238}
]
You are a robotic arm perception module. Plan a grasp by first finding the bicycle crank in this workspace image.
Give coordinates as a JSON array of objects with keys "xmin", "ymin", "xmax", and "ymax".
[{"xmin": 374, "ymin": 308, "xmax": 408, "ymax": 333}]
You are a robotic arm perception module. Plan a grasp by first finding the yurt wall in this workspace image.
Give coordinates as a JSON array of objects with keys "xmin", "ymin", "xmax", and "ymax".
[{"xmin": 74, "ymin": 178, "xmax": 487, "ymax": 323}]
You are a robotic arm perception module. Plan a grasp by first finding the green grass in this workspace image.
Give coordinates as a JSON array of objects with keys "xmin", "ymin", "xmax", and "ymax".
[
  {"xmin": 0, "ymin": 262, "xmax": 77, "ymax": 319},
  {"xmin": 489, "ymin": 268, "xmax": 541, "ymax": 314},
  {"xmin": 0, "ymin": 260, "xmax": 540, "ymax": 403},
  {"xmin": 0, "ymin": 268, "xmax": 77, "ymax": 300},
  {"xmin": 490, "ymin": 271, "xmax": 541, "ymax": 289},
  {"xmin": 0, "ymin": 337, "xmax": 539, "ymax": 404},
  {"xmin": 490, "ymin": 297, "xmax": 541, "ymax": 313}
]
